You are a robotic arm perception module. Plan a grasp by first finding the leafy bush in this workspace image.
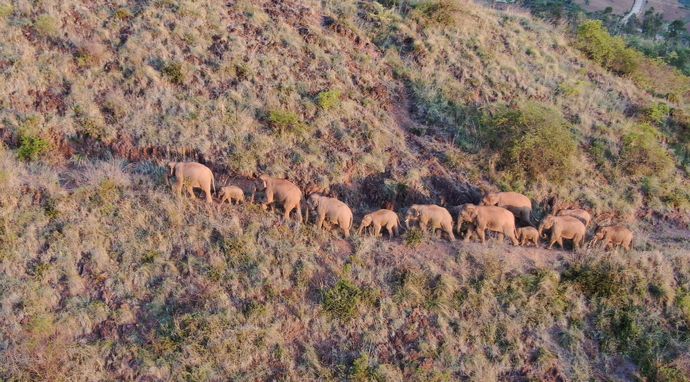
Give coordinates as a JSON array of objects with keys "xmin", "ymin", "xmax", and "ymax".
[
  {"xmin": 405, "ymin": 228, "xmax": 424, "ymax": 247},
  {"xmin": 322, "ymin": 279, "xmax": 363, "ymax": 321},
  {"xmin": 267, "ymin": 109, "xmax": 309, "ymax": 136},
  {"xmin": 34, "ymin": 15, "xmax": 59, "ymax": 37},
  {"xmin": 162, "ymin": 62, "xmax": 185, "ymax": 85},
  {"xmin": 577, "ymin": 20, "xmax": 641, "ymax": 75},
  {"xmin": 316, "ymin": 89, "xmax": 342, "ymax": 110},
  {"xmin": 620, "ymin": 124, "xmax": 674, "ymax": 178},
  {"xmin": 483, "ymin": 102, "xmax": 578, "ymax": 186},
  {"xmin": 17, "ymin": 135, "xmax": 50, "ymax": 161},
  {"xmin": 645, "ymin": 102, "xmax": 671, "ymax": 125}
]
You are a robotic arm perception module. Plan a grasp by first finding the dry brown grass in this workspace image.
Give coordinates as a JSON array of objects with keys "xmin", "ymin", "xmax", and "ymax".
[{"xmin": 1, "ymin": 0, "xmax": 690, "ymax": 380}]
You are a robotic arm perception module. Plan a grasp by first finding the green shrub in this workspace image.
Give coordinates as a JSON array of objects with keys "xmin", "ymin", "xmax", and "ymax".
[
  {"xmin": 577, "ymin": 20, "xmax": 640, "ymax": 75},
  {"xmin": 620, "ymin": 123, "xmax": 674, "ymax": 178},
  {"xmin": 322, "ymin": 278, "xmax": 363, "ymax": 321},
  {"xmin": 17, "ymin": 135, "xmax": 50, "ymax": 161},
  {"xmin": 645, "ymin": 102, "xmax": 671, "ymax": 126},
  {"xmin": 316, "ymin": 89, "xmax": 342, "ymax": 110},
  {"xmin": 34, "ymin": 15, "xmax": 59, "ymax": 37},
  {"xmin": 267, "ymin": 109, "xmax": 309, "ymax": 136},
  {"xmin": 483, "ymin": 102, "xmax": 578, "ymax": 186},
  {"xmin": 405, "ymin": 228, "xmax": 424, "ymax": 247},
  {"xmin": 162, "ymin": 62, "xmax": 185, "ymax": 85},
  {"xmin": 0, "ymin": 4, "xmax": 13, "ymax": 18},
  {"xmin": 414, "ymin": 0, "xmax": 460, "ymax": 26}
]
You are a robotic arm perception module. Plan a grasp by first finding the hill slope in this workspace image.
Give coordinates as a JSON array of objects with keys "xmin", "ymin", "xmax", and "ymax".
[{"xmin": 1, "ymin": 0, "xmax": 689, "ymax": 380}]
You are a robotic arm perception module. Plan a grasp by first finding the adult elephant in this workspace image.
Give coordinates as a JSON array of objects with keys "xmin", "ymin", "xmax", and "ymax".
[
  {"xmin": 167, "ymin": 161, "xmax": 215, "ymax": 203},
  {"xmin": 405, "ymin": 204, "xmax": 455, "ymax": 241},
  {"xmin": 457, "ymin": 204, "xmax": 519, "ymax": 245},
  {"xmin": 538, "ymin": 215, "xmax": 586, "ymax": 250},
  {"xmin": 306, "ymin": 194, "xmax": 353, "ymax": 238},
  {"xmin": 259, "ymin": 175, "xmax": 303, "ymax": 222},
  {"xmin": 481, "ymin": 191, "xmax": 533, "ymax": 226},
  {"xmin": 591, "ymin": 225, "xmax": 633, "ymax": 251},
  {"xmin": 556, "ymin": 208, "xmax": 592, "ymax": 228}
]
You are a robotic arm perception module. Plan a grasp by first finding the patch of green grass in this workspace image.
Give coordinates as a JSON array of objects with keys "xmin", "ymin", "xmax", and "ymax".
[
  {"xmin": 162, "ymin": 62, "xmax": 185, "ymax": 85},
  {"xmin": 316, "ymin": 89, "xmax": 342, "ymax": 111},
  {"xmin": 0, "ymin": 4, "xmax": 13, "ymax": 18},
  {"xmin": 322, "ymin": 278, "xmax": 363, "ymax": 321},
  {"xmin": 34, "ymin": 15, "xmax": 59, "ymax": 37},
  {"xmin": 17, "ymin": 135, "xmax": 50, "ymax": 162},
  {"xmin": 413, "ymin": 0, "xmax": 460, "ymax": 26}
]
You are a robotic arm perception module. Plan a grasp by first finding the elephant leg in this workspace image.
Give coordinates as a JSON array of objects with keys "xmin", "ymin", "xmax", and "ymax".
[
  {"xmin": 374, "ymin": 224, "xmax": 382, "ymax": 237},
  {"xmin": 316, "ymin": 214, "xmax": 325, "ymax": 229},
  {"xmin": 204, "ymin": 186, "xmax": 213, "ymax": 204},
  {"xmin": 447, "ymin": 229, "xmax": 455, "ymax": 241},
  {"xmin": 548, "ymin": 235, "xmax": 556, "ymax": 249},
  {"xmin": 477, "ymin": 228, "xmax": 486, "ymax": 244},
  {"xmin": 497, "ymin": 232, "xmax": 504, "ymax": 242},
  {"xmin": 295, "ymin": 202, "xmax": 303, "ymax": 223},
  {"xmin": 386, "ymin": 225, "xmax": 394, "ymax": 238},
  {"xmin": 186, "ymin": 186, "xmax": 195, "ymax": 198},
  {"xmin": 557, "ymin": 237, "xmax": 564, "ymax": 249},
  {"xmin": 507, "ymin": 230, "xmax": 519, "ymax": 246}
]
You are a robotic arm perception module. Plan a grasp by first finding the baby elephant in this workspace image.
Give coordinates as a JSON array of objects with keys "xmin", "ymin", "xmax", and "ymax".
[
  {"xmin": 358, "ymin": 209, "xmax": 400, "ymax": 237},
  {"xmin": 307, "ymin": 194, "xmax": 353, "ymax": 238},
  {"xmin": 516, "ymin": 226, "xmax": 539, "ymax": 247},
  {"xmin": 218, "ymin": 186, "xmax": 244, "ymax": 205},
  {"xmin": 591, "ymin": 225, "xmax": 633, "ymax": 251}
]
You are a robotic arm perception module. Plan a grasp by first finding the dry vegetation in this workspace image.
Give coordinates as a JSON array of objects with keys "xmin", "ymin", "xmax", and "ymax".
[{"xmin": 1, "ymin": 0, "xmax": 690, "ymax": 380}]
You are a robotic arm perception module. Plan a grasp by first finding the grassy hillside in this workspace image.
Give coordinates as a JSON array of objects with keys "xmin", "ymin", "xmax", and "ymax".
[{"xmin": 1, "ymin": 0, "xmax": 690, "ymax": 380}]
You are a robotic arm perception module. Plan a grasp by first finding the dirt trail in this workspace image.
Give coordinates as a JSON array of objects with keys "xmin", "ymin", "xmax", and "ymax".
[{"xmin": 621, "ymin": 0, "xmax": 646, "ymax": 24}]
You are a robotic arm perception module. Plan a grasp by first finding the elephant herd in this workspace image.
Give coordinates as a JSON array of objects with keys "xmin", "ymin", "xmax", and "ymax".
[{"xmin": 166, "ymin": 161, "xmax": 635, "ymax": 252}]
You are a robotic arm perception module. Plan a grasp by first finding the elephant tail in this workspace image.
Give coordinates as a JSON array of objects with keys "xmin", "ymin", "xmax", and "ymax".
[{"xmin": 211, "ymin": 173, "xmax": 216, "ymax": 195}]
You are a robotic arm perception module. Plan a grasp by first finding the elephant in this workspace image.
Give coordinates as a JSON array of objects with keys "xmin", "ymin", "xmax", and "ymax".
[
  {"xmin": 591, "ymin": 225, "xmax": 633, "ymax": 251},
  {"xmin": 218, "ymin": 186, "xmax": 244, "ymax": 205},
  {"xmin": 538, "ymin": 215, "xmax": 586, "ymax": 250},
  {"xmin": 481, "ymin": 191, "xmax": 533, "ymax": 226},
  {"xmin": 516, "ymin": 226, "xmax": 539, "ymax": 247},
  {"xmin": 405, "ymin": 204, "xmax": 455, "ymax": 241},
  {"xmin": 258, "ymin": 175, "xmax": 303, "ymax": 222},
  {"xmin": 306, "ymin": 194, "xmax": 353, "ymax": 238},
  {"xmin": 226, "ymin": 176, "xmax": 262, "ymax": 203},
  {"xmin": 358, "ymin": 209, "xmax": 400, "ymax": 237},
  {"xmin": 556, "ymin": 208, "xmax": 591, "ymax": 227},
  {"xmin": 457, "ymin": 204, "xmax": 519, "ymax": 245},
  {"xmin": 167, "ymin": 161, "xmax": 215, "ymax": 203}
]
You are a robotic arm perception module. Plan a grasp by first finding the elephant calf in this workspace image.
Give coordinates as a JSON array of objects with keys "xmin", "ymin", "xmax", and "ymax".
[
  {"xmin": 539, "ymin": 215, "xmax": 586, "ymax": 250},
  {"xmin": 591, "ymin": 225, "xmax": 633, "ymax": 251},
  {"xmin": 405, "ymin": 204, "xmax": 455, "ymax": 241},
  {"xmin": 458, "ymin": 204, "xmax": 519, "ymax": 245},
  {"xmin": 358, "ymin": 209, "xmax": 400, "ymax": 237},
  {"xmin": 167, "ymin": 161, "xmax": 215, "ymax": 203},
  {"xmin": 307, "ymin": 194, "xmax": 353, "ymax": 238},
  {"xmin": 218, "ymin": 186, "xmax": 244, "ymax": 205},
  {"xmin": 517, "ymin": 226, "xmax": 539, "ymax": 247}
]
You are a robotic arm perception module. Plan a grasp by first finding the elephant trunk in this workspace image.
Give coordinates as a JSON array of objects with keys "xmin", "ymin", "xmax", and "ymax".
[
  {"xmin": 405, "ymin": 218, "xmax": 410, "ymax": 230},
  {"xmin": 538, "ymin": 224, "xmax": 544, "ymax": 238},
  {"xmin": 357, "ymin": 224, "xmax": 364, "ymax": 235}
]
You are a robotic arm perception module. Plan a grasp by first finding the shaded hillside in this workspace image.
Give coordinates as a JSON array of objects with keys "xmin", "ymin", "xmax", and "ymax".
[{"xmin": 1, "ymin": 0, "xmax": 690, "ymax": 380}]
